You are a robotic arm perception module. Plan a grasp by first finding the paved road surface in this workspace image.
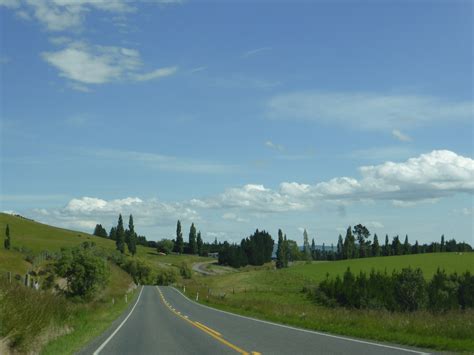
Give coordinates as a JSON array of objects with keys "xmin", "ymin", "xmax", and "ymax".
[{"xmin": 80, "ymin": 285, "xmax": 432, "ymax": 355}]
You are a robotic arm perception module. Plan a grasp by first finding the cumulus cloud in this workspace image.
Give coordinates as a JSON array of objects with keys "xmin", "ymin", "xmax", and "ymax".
[
  {"xmin": 41, "ymin": 42, "xmax": 178, "ymax": 87},
  {"xmin": 194, "ymin": 150, "xmax": 474, "ymax": 213},
  {"xmin": 266, "ymin": 91, "xmax": 473, "ymax": 130},
  {"xmin": 32, "ymin": 196, "xmax": 199, "ymax": 232}
]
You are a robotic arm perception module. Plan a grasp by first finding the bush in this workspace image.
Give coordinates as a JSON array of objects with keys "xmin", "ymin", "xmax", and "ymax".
[
  {"xmin": 156, "ymin": 269, "xmax": 177, "ymax": 285},
  {"xmin": 427, "ymin": 268, "xmax": 459, "ymax": 312},
  {"xmin": 55, "ymin": 242, "xmax": 109, "ymax": 301},
  {"xmin": 123, "ymin": 259, "xmax": 152, "ymax": 284},
  {"xmin": 179, "ymin": 262, "xmax": 192, "ymax": 279},
  {"xmin": 393, "ymin": 267, "xmax": 427, "ymax": 312}
]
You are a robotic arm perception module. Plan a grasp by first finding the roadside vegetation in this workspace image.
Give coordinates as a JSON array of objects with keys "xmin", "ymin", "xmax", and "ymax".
[
  {"xmin": 0, "ymin": 213, "xmax": 209, "ymax": 354},
  {"xmin": 183, "ymin": 253, "xmax": 474, "ymax": 352}
]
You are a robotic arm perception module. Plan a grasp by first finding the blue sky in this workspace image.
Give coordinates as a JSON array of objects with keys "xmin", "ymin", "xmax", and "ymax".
[{"xmin": 1, "ymin": 0, "xmax": 473, "ymax": 246}]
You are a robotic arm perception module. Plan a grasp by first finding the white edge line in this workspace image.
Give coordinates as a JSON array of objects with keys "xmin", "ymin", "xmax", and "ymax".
[
  {"xmin": 93, "ymin": 286, "xmax": 144, "ymax": 355},
  {"xmin": 168, "ymin": 287, "xmax": 430, "ymax": 355}
]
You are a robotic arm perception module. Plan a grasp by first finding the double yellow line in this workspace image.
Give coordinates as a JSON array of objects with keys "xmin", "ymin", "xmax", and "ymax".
[{"xmin": 156, "ymin": 287, "xmax": 260, "ymax": 355}]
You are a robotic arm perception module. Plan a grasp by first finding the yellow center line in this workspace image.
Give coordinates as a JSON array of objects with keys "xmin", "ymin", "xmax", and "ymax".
[{"xmin": 155, "ymin": 286, "xmax": 252, "ymax": 355}]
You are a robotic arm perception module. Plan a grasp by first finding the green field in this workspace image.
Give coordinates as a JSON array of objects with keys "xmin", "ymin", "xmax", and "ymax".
[
  {"xmin": 0, "ymin": 213, "xmax": 209, "ymax": 354},
  {"xmin": 184, "ymin": 253, "xmax": 474, "ymax": 352}
]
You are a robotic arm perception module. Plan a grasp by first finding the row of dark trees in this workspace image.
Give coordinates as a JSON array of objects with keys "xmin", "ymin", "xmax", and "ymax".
[
  {"xmin": 93, "ymin": 215, "xmax": 138, "ymax": 255},
  {"xmin": 333, "ymin": 224, "xmax": 471, "ymax": 261},
  {"xmin": 311, "ymin": 267, "xmax": 474, "ymax": 312},
  {"xmin": 218, "ymin": 230, "xmax": 274, "ymax": 268},
  {"xmin": 172, "ymin": 220, "xmax": 204, "ymax": 255}
]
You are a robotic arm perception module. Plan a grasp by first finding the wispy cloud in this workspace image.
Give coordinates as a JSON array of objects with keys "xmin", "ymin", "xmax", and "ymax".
[
  {"xmin": 392, "ymin": 129, "xmax": 412, "ymax": 142},
  {"xmin": 92, "ymin": 148, "xmax": 239, "ymax": 174},
  {"xmin": 266, "ymin": 91, "xmax": 473, "ymax": 130},
  {"xmin": 241, "ymin": 46, "xmax": 271, "ymax": 58},
  {"xmin": 265, "ymin": 140, "xmax": 285, "ymax": 152},
  {"xmin": 42, "ymin": 41, "xmax": 178, "ymax": 88},
  {"xmin": 188, "ymin": 66, "xmax": 206, "ymax": 74}
]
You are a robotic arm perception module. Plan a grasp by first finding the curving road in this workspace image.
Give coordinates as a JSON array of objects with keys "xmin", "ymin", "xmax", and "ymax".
[{"xmin": 80, "ymin": 286, "xmax": 432, "ymax": 355}]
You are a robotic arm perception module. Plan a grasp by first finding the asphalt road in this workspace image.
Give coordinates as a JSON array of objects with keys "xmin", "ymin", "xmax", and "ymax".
[{"xmin": 81, "ymin": 285, "xmax": 432, "ymax": 355}]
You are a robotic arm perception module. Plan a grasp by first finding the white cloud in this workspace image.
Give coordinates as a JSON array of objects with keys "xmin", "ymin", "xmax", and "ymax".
[
  {"xmin": 392, "ymin": 129, "xmax": 412, "ymax": 142},
  {"xmin": 222, "ymin": 213, "xmax": 248, "ymax": 223},
  {"xmin": 32, "ymin": 196, "xmax": 200, "ymax": 232},
  {"xmin": 133, "ymin": 66, "xmax": 178, "ymax": 82},
  {"xmin": 194, "ymin": 150, "xmax": 474, "ymax": 213},
  {"xmin": 266, "ymin": 91, "xmax": 473, "ymax": 130},
  {"xmin": 0, "ymin": 0, "xmax": 20, "ymax": 8},
  {"xmin": 42, "ymin": 42, "xmax": 177, "ymax": 87},
  {"xmin": 188, "ymin": 66, "xmax": 206, "ymax": 74},
  {"xmin": 265, "ymin": 140, "xmax": 285, "ymax": 152}
]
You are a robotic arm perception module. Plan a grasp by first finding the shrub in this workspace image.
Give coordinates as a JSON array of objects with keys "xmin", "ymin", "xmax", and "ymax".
[
  {"xmin": 427, "ymin": 268, "xmax": 459, "ymax": 312},
  {"xmin": 55, "ymin": 242, "xmax": 109, "ymax": 301},
  {"xmin": 393, "ymin": 267, "xmax": 426, "ymax": 312},
  {"xmin": 179, "ymin": 262, "xmax": 192, "ymax": 279},
  {"xmin": 156, "ymin": 269, "xmax": 177, "ymax": 285}
]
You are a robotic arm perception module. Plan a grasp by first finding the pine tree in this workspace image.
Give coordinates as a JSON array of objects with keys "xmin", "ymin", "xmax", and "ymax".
[
  {"xmin": 343, "ymin": 227, "xmax": 355, "ymax": 259},
  {"xmin": 188, "ymin": 223, "xmax": 197, "ymax": 254},
  {"xmin": 197, "ymin": 231, "xmax": 203, "ymax": 256},
  {"xmin": 4, "ymin": 224, "xmax": 11, "ymax": 250},
  {"xmin": 311, "ymin": 238, "xmax": 316, "ymax": 260},
  {"xmin": 440, "ymin": 235, "xmax": 446, "ymax": 252},
  {"xmin": 175, "ymin": 220, "xmax": 184, "ymax": 254},
  {"xmin": 115, "ymin": 214, "xmax": 126, "ymax": 254},
  {"xmin": 353, "ymin": 224, "xmax": 370, "ymax": 258},
  {"xmin": 372, "ymin": 233, "xmax": 380, "ymax": 257},
  {"xmin": 303, "ymin": 229, "xmax": 311, "ymax": 260},
  {"xmin": 93, "ymin": 224, "xmax": 107, "ymax": 238},
  {"xmin": 126, "ymin": 214, "xmax": 137, "ymax": 255},
  {"xmin": 283, "ymin": 234, "xmax": 289, "ymax": 267},
  {"xmin": 392, "ymin": 235, "xmax": 402, "ymax": 255},
  {"xmin": 413, "ymin": 240, "xmax": 420, "ymax": 254}
]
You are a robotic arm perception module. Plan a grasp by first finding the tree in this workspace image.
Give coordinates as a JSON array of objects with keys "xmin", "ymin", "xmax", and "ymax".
[
  {"xmin": 353, "ymin": 224, "xmax": 370, "ymax": 258},
  {"xmin": 372, "ymin": 233, "xmax": 380, "ymax": 257},
  {"xmin": 303, "ymin": 229, "xmax": 311, "ymax": 260},
  {"xmin": 174, "ymin": 220, "xmax": 184, "ymax": 254},
  {"xmin": 413, "ymin": 240, "xmax": 420, "ymax": 254},
  {"xmin": 403, "ymin": 235, "xmax": 411, "ymax": 255},
  {"xmin": 383, "ymin": 234, "xmax": 391, "ymax": 256},
  {"xmin": 283, "ymin": 234, "xmax": 290, "ymax": 267},
  {"xmin": 197, "ymin": 231, "xmax": 203, "ymax": 255},
  {"xmin": 55, "ymin": 242, "xmax": 109, "ymax": 300},
  {"xmin": 126, "ymin": 214, "xmax": 137, "ymax": 256},
  {"xmin": 336, "ymin": 234, "xmax": 343, "ymax": 260},
  {"xmin": 188, "ymin": 223, "xmax": 197, "ymax": 254},
  {"xmin": 109, "ymin": 227, "xmax": 117, "ymax": 241},
  {"xmin": 440, "ymin": 235, "xmax": 446, "ymax": 252},
  {"xmin": 343, "ymin": 227, "xmax": 356, "ymax": 259},
  {"xmin": 276, "ymin": 229, "xmax": 285, "ymax": 269},
  {"xmin": 4, "ymin": 224, "xmax": 11, "ymax": 250},
  {"xmin": 115, "ymin": 214, "xmax": 126, "ymax": 254},
  {"xmin": 311, "ymin": 238, "xmax": 316, "ymax": 260},
  {"xmin": 392, "ymin": 235, "xmax": 402, "ymax": 256},
  {"xmin": 93, "ymin": 224, "xmax": 108, "ymax": 238},
  {"xmin": 157, "ymin": 239, "xmax": 174, "ymax": 254}
]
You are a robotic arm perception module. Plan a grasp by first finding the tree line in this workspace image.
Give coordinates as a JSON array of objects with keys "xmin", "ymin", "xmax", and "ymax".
[
  {"xmin": 309, "ymin": 267, "xmax": 474, "ymax": 312},
  {"xmin": 218, "ymin": 230, "xmax": 274, "ymax": 268}
]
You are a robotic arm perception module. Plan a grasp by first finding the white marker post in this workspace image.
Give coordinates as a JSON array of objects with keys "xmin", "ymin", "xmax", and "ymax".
[
  {"xmin": 125, "ymin": 294, "xmax": 128, "ymax": 303},
  {"xmin": 183, "ymin": 285, "xmax": 186, "ymax": 293},
  {"xmin": 196, "ymin": 292, "xmax": 199, "ymax": 302}
]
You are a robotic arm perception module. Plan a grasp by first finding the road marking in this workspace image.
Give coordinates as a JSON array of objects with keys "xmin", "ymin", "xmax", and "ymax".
[
  {"xmin": 93, "ymin": 286, "xmax": 144, "ymax": 355},
  {"xmin": 169, "ymin": 287, "xmax": 430, "ymax": 355},
  {"xmin": 195, "ymin": 321, "xmax": 222, "ymax": 337},
  {"xmin": 156, "ymin": 286, "xmax": 251, "ymax": 355}
]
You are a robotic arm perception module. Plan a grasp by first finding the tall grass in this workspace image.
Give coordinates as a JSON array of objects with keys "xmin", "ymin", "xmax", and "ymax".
[{"xmin": 0, "ymin": 277, "xmax": 71, "ymax": 353}]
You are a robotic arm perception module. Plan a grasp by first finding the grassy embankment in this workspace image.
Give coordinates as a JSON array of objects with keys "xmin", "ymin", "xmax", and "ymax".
[
  {"xmin": 0, "ymin": 213, "xmax": 209, "ymax": 354},
  {"xmin": 183, "ymin": 253, "xmax": 474, "ymax": 352}
]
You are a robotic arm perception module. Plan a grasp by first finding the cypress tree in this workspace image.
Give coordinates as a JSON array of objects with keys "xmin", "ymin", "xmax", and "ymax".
[
  {"xmin": 197, "ymin": 231, "xmax": 203, "ymax": 256},
  {"xmin": 4, "ymin": 224, "xmax": 11, "ymax": 250},
  {"xmin": 384, "ymin": 234, "xmax": 391, "ymax": 256},
  {"xmin": 276, "ymin": 229, "xmax": 284, "ymax": 269},
  {"xmin": 126, "ymin": 214, "xmax": 137, "ymax": 255},
  {"xmin": 440, "ymin": 235, "xmax": 446, "ymax": 252},
  {"xmin": 372, "ymin": 233, "xmax": 380, "ymax": 257},
  {"xmin": 116, "ymin": 214, "xmax": 126, "ymax": 254},
  {"xmin": 188, "ymin": 223, "xmax": 197, "ymax": 254},
  {"xmin": 403, "ymin": 235, "xmax": 410, "ymax": 255},
  {"xmin": 283, "ymin": 234, "xmax": 289, "ymax": 267},
  {"xmin": 337, "ymin": 234, "xmax": 343, "ymax": 260},
  {"xmin": 175, "ymin": 220, "xmax": 184, "ymax": 254},
  {"xmin": 303, "ymin": 229, "xmax": 311, "ymax": 260}
]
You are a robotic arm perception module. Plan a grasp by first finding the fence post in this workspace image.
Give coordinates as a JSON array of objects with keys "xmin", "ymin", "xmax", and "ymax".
[
  {"xmin": 196, "ymin": 292, "xmax": 199, "ymax": 302},
  {"xmin": 24, "ymin": 273, "xmax": 30, "ymax": 287},
  {"xmin": 112, "ymin": 298, "xmax": 115, "ymax": 305},
  {"xmin": 125, "ymin": 294, "xmax": 128, "ymax": 303},
  {"xmin": 183, "ymin": 285, "xmax": 186, "ymax": 293}
]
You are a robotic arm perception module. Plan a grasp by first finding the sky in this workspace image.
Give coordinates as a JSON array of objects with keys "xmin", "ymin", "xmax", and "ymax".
[{"xmin": 0, "ymin": 0, "xmax": 473, "ymax": 246}]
